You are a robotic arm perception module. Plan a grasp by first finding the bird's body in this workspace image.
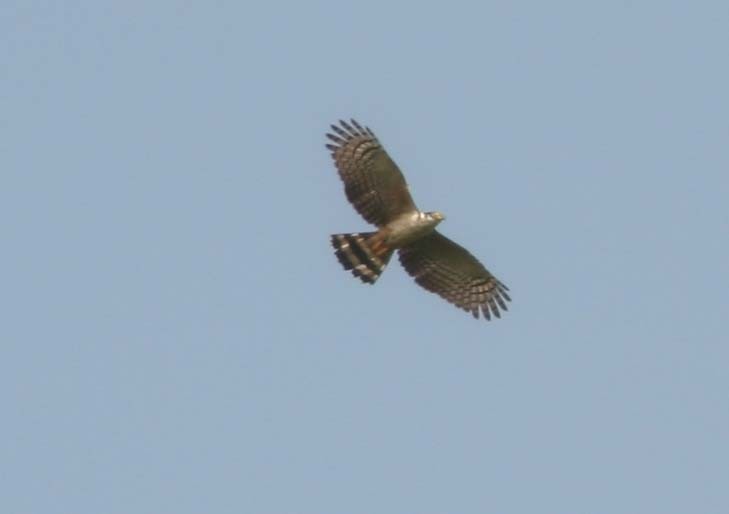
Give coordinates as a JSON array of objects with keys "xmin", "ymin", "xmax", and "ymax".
[
  {"xmin": 326, "ymin": 119, "xmax": 511, "ymax": 320},
  {"xmin": 380, "ymin": 211, "xmax": 444, "ymax": 248}
]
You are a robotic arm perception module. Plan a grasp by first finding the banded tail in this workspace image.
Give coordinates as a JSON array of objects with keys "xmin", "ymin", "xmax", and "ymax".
[{"xmin": 331, "ymin": 232, "xmax": 393, "ymax": 284}]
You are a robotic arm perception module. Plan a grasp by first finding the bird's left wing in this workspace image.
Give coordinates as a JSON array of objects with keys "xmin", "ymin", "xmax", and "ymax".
[{"xmin": 398, "ymin": 231, "xmax": 511, "ymax": 320}]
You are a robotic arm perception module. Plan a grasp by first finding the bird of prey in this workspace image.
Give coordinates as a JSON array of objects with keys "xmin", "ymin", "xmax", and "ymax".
[{"xmin": 326, "ymin": 119, "xmax": 511, "ymax": 320}]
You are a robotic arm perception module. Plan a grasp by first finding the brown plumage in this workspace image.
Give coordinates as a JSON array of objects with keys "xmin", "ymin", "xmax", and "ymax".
[
  {"xmin": 326, "ymin": 119, "xmax": 511, "ymax": 321},
  {"xmin": 326, "ymin": 119, "xmax": 416, "ymax": 227},
  {"xmin": 398, "ymin": 232, "xmax": 511, "ymax": 320}
]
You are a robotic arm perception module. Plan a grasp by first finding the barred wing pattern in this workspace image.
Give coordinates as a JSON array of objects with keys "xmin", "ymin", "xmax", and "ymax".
[
  {"xmin": 326, "ymin": 120, "xmax": 418, "ymax": 227},
  {"xmin": 399, "ymin": 231, "xmax": 511, "ymax": 320}
]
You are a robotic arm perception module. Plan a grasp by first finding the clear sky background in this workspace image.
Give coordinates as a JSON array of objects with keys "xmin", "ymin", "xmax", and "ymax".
[{"xmin": 3, "ymin": 2, "xmax": 728, "ymax": 513}]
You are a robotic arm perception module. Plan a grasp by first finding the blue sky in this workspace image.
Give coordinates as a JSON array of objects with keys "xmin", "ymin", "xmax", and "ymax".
[{"xmin": 3, "ymin": 2, "xmax": 728, "ymax": 513}]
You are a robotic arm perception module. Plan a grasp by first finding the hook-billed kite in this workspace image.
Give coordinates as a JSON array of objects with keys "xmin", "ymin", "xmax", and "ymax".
[{"xmin": 326, "ymin": 119, "xmax": 511, "ymax": 320}]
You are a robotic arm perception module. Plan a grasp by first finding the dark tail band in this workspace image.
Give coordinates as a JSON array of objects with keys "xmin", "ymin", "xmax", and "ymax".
[{"xmin": 331, "ymin": 232, "xmax": 393, "ymax": 284}]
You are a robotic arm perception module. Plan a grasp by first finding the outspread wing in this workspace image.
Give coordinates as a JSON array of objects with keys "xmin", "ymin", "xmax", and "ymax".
[
  {"xmin": 398, "ymin": 231, "xmax": 511, "ymax": 320},
  {"xmin": 326, "ymin": 119, "xmax": 418, "ymax": 226}
]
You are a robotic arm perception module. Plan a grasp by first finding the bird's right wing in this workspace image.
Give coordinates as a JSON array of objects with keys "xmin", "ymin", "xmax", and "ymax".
[{"xmin": 326, "ymin": 119, "xmax": 418, "ymax": 227}]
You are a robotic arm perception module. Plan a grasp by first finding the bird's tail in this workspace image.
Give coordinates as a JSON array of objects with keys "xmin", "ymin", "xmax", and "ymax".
[{"xmin": 331, "ymin": 232, "xmax": 393, "ymax": 284}]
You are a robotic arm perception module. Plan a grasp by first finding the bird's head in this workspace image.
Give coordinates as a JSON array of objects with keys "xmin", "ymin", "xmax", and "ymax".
[{"xmin": 427, "ymin": 211, "xmax": 446, "ymax": 223}]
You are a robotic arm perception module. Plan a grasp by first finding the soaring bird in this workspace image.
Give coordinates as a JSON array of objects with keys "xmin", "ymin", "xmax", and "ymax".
[{"xmin": 326, "ymin": 119, "xmax": 510, "ymax": 320}]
